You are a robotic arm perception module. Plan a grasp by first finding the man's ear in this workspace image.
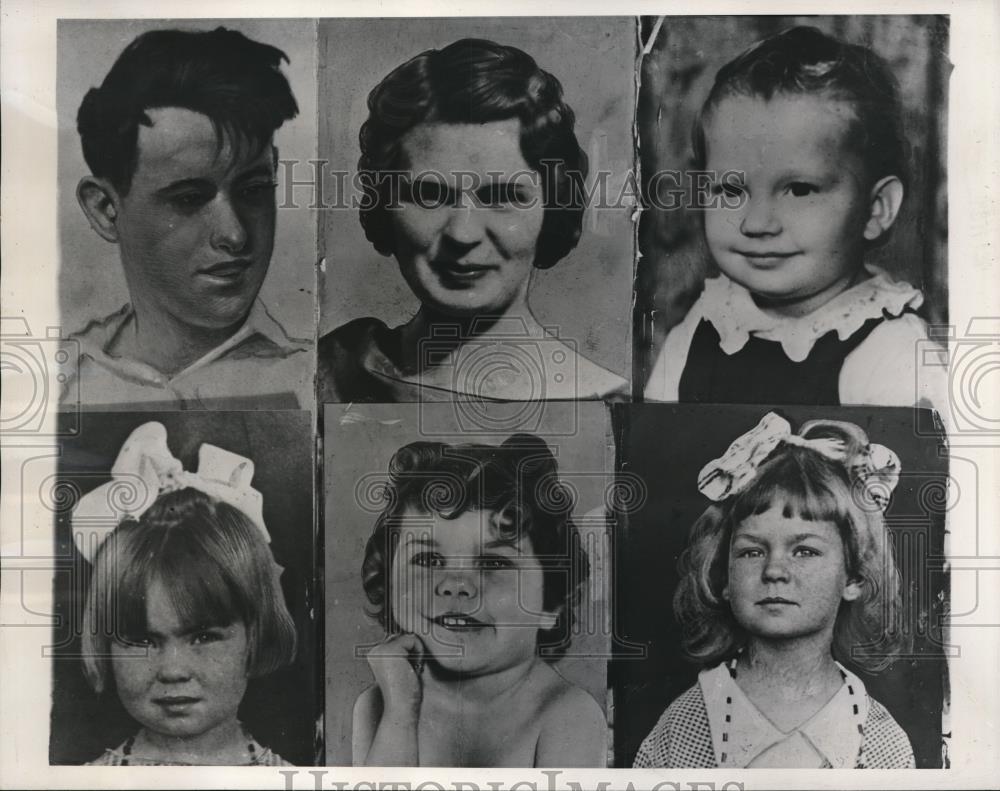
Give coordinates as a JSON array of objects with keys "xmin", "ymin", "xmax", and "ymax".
[
  {"xmin": 76, "ymin": 176, "xmax": 121, "ymax": 244},
  {"xmin": 863, "ymin": 175, "xmax": 904, "ymax": 242}
]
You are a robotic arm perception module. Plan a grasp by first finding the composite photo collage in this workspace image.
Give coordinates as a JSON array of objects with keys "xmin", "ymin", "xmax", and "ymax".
[{"xmin": 9, "ymin": 12, "xmax": 973, "ymax": 780}]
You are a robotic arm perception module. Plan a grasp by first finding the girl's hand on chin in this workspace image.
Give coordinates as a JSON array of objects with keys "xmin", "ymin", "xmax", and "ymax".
[{"xmin": 367, "ymin": 633, "xmax": 426, "ymax": 717}]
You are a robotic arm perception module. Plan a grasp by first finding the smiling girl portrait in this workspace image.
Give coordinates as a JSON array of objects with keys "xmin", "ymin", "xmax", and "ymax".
[
  {"xmin": 353, "ymin": 434, "xmax": 604, "ymax": 766},
  {"xmin": 324, "ymin": 401, "xmax": 612, "ymax": 767},
  {"xmin": 317, "ymin": 20, "xmax": 634, "ymax": 403}
]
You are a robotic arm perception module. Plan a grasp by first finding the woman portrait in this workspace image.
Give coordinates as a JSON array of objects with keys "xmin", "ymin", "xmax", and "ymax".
[{"xmin": 317, "ymin": 20, "xmax": 635, "ymax": 403}]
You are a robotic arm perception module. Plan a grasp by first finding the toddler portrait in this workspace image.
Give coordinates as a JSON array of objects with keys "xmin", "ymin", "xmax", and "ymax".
[
  {"xmin": 640, "ymin": 21, "xmax": 949, "ymax": 411},
  {"xmin": 49, "ymin": 413, "xmax": 316, "ymax": 765}
]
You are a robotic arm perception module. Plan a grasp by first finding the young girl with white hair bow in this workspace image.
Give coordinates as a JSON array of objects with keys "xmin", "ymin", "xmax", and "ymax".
[
  {"xmin": 633, "ymin": 413, "xmax": 914, "ymax": 769},
  {"xmin": 73, "ymin": 422, "xmax": 297, "ymax": 766}
]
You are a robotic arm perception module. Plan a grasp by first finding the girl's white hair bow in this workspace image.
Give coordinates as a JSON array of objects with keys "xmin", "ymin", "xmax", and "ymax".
[
  {"xmin": 71, "ymin": 422, "xmax": 268, "ymax": 563},
  {"xmin": 697, "ymin": 412, "xmax": 901, "ymax": 510}
]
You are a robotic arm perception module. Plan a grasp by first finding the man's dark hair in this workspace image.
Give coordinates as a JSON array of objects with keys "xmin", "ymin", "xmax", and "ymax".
[{"xmin": 77, "ymin": 26, "xmax": 298, "ymax": 194}]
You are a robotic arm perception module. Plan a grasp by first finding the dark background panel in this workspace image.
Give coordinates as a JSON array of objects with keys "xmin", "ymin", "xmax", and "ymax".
[
  {"xmin": 49, "ymin": 410, "xmax": 317, "ymax": 766},
  {"xmin": 611, "ymin": 404, "xmax": 948, "ymax": 768}
]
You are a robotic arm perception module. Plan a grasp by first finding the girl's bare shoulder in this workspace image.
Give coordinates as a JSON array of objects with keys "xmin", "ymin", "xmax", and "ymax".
[
  {"xmin": 530, "ymin": 664, "xmax": 608, "ymax": 767},
  {"xmin": 531, "ymin": 663, "xmax": 605, "ymax": 724}
]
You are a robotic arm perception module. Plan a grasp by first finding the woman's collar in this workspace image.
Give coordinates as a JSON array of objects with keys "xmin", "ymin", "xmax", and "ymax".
[{"xmin": 699, "ymin": 267, "xmax": 924, "ymax": 362}]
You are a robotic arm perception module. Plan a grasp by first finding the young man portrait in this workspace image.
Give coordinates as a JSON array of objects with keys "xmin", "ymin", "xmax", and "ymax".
[{"xmin": 62, "ymin": 24, "xmax": 314, "ymax": 410}]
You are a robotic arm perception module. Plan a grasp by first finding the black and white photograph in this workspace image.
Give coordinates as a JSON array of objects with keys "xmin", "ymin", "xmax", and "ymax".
[
  {"xmin": 48, "ymin": 411, "xmax": 317, "ymax": 766},
  {"xmin": 316, "ymin": 18, "xmax": 635, "ymax": 403},
  {"xmin": 2, "ymin": 2, "xmax": 1000, "ymax": 789},
  {"xmin": 635, "ymin": 16, "xmax": 950, "ymax": 410},
  {"xmin": 323, "ymin": 402, "xmax": 613, "ymax": 766},
  {"xmin": 56, "ymin": 19, "xmax": 318, "ymax": 411},
  {"xmin": 612, "ymin": 404, "xmax": 948, "ymax": 769}
]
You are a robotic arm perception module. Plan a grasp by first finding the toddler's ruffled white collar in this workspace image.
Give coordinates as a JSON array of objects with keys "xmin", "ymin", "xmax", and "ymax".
[{"xmin": 699, "ymin": 266, "xmax": 924, "ymax": 362}]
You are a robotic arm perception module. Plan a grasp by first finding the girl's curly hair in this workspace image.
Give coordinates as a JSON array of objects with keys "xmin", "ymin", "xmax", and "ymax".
[{"xmin": 362, "ymin": 433, "xmax": 589, "ymax": 660}]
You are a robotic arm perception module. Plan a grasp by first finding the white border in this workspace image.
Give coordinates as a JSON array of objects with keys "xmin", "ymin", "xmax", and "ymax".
[{"xmin": 3, "ymin": 0, "xmax": 998, "ymax": 789}]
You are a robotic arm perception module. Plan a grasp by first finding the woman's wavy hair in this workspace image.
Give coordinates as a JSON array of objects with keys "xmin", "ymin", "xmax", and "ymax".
[
  {"xmin": 362, "ymin": 433, "xmax": 589, "ymax": 660},
  {"xmin": 673, "ymin": 419, "xmax": 907, "ymax": 673},
  {"xmin": 692, "ymin": 26, "xmax": 909, "ymax": 197},
  {"xmin": 81, "ymin": 487, "xmax": 297, "ymax": 693},
  {"xmin": 358, "ymin": 38, "xmax": 588, "ymax": 270}
]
